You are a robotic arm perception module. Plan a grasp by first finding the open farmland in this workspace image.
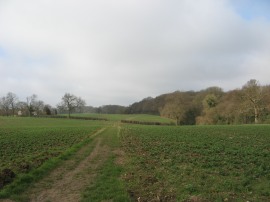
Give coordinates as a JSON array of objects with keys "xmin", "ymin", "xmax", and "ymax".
[
  {"xmin": 120, "ymin": 124, "xmax": 270, "ymax": 201},
  {"xmin": 0, "ymin": 117, "xmax": 105, "ymax": 195},
  {"xmin": 1, "ymin": 115, "xmax": 270, "ymax": 201},
  {"xmin": 0, "ymin": 117, "xmax": 104, "ymax": 173}
]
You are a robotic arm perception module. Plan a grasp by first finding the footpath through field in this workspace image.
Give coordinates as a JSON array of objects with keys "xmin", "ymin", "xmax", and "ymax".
[
  {"xmin": 28, "ymin": 128, "xmax": 107, "ymax": 202},
  {"xmin": 1, "ymin": 125, "xmax": 129, "ymax": 202}
]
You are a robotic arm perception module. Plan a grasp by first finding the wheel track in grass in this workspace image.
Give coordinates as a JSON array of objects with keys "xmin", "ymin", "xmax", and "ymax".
[
  {"xmin": 1, "ymin": 127, "xmax": 111, "ymax": 202},
  {"xmin": 28, "ymin": 127, "xmax": 110, "ymax": 202}
]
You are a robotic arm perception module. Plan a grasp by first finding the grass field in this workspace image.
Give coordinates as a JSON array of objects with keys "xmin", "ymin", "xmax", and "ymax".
[
  {"xmin": 0, "ymin": 117, "xmax": 106, "ymax": 198},
  {"xmin": 120, "ymin": 124, "xmax": 270, "ymax": 201},
  {"xmin": 0, "ymin": 116, "xmax": 270, "ymax": 201},
  {"xmin": 65, "ymin": 113, "xmax": 175, "ymax": 123},
  {"xmin": 0, "ymin": 117, "xmax": 105, "ymax": 173}
]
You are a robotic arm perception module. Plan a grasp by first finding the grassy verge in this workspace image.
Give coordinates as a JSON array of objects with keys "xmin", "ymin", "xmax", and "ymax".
[
  {"xmin": 81, "ymin": 156, "xmax": 130, "ymax": 202},
  {"xmin": 81, "ymin": 126, "xmax": 131, "ymax": 202}
]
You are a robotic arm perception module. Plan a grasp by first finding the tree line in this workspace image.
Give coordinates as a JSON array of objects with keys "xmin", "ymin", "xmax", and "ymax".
[
  {"xmin": 0, "ymin": 93, "xmax": 86, "ymax": 118},
  {"xmin": 1, "ymin": 79, "xmax": 270, "ymax": 125},
  {"xmin": 0, "ymin": 93, "xmax": 55, "ymax": 117},
  {"xmin": 57, "ymin": 79, "xmax": 270, "ymax": 125},
  {"xmin": 126, "ymin": 79, "xmax": 270, "ymax": 125}
]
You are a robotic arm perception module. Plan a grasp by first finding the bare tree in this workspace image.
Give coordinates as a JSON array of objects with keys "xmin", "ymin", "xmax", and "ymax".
[
  {"xmin": 26, "ymin": 94, "xmax": 37, "ymax": 116},
  {"xmin": 242, "ymin": 79, "xmax": 265, "ymax": 124},
  {"xmin": 58, "ymin": 93, "xmax": 87, "ymax": 117},
  {"xmin": 76, "ymin": 97, "xmax": 86, "ymax": 113},
  {"xmin": 0, "ymin": 96, "xmax": 10, "ymax": 116},
  {"xmin": 58, "ymin": 93, "xmax": 77, "ymax": 118},
  {"xmin": 33, "ymin": 100, "xmax": 45, "ymax": 115},
  {"xmin": 6, "ymin": 92, "xmax": 18, "ymax": 116},
  {"xmin": 16, "ymin": 101, "xmax": 28, "ymax": 116}
]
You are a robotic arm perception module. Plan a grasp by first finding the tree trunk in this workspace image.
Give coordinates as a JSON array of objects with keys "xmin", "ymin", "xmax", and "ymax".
[
  {"xmin": 12, "ymin": 106, "xmax": 15, "ymax": 116},
  {"xmin": 254, "ymin": 107, "xmax": 259, "ymax": 124},
  {"xmin": 176, "ymin": 116, "xmax": 180, "ymax": 125},
  {"xmin": 27, "ymin": 107, "xmax": 31, "ymax": 117}
]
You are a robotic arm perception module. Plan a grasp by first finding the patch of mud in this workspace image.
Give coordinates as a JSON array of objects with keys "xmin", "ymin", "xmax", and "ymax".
[{"xmin": 0, "ymin": 169, "xmax": 16, "ymax": 189}]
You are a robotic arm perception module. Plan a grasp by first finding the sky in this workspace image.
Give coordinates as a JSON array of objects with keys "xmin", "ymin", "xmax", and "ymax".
[{"xmin": 1, "ymin": 0, "xmax": 270, "ymax": 107}]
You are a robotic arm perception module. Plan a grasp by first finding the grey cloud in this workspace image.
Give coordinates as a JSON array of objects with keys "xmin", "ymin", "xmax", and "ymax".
[{"xmin": 0, "ymin": 0, "xmax": 270, "ymax": 106}]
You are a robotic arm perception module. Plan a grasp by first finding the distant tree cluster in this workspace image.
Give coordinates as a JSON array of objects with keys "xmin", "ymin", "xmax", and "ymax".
[
  {"xmin": 0, "ymin": 92, "xmax": 86, "ymax": 117},
  {"xmin": 0, "ymin": 93, "xmax": 56, "ymax": 116},
  {"xmin": 71, "ymin": 105, "xmax": 127, "ymax": 114},
  {"xmin": 95, "ymin": 105, "xmax": 127, "ymax": 114},
  {"xmin": 126, "ymin": 79, "xmax": 270, "ymax": 125}
]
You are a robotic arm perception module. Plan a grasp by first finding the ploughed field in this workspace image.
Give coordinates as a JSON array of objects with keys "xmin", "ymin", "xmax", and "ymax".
[{"xmin": 0, "ymin": 116, "xmax": 270, "ymax": 201}]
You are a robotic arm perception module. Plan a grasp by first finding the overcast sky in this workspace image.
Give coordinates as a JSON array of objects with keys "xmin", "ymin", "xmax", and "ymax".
[{"xmin": 1, "ymin": 0, "xmax": 270, "ymax": 107}]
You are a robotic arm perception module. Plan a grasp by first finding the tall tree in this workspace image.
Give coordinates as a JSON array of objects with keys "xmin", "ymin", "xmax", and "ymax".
[
  {"xmin": 58, "ymin": 93, "xmax": 81, "ymax": 118},
  {"xmin": 43, "ymin": 104, "xmax": 52, "ymax": 115},
  {"xmin": 76, "ymin": 97, "xmax": 86, "ymax": 113},
  {"xmin": 6, "ymin": 92, "xmax": 18, "ymax": 116},
  {"xmin": 160, "ymin": 91, "xmax": 197, "ymax": 125},
  {"xmin": 33, "ymin": 100, "xmax": 45, "ymax": 115},
  {"xmin": 215, "ymin": 90, "xmax": 242, "ymax": 124},
  {"xmin": 196, "ymin": 94, "xmax": 220, "ymax": 125},
  {"xmin": 242, "ymin": 79, "xmax": 265, "ymax": 124},
  {"xmin": 0, "ymin": 96, "xmax": 10, "ymax": 116},
  {"xmin": 26, "ymin": 94, "xmax": 37, "ymax": 116}
]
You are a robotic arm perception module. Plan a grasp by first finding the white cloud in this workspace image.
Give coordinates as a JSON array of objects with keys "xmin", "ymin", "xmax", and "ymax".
[{"xmin": 0, "ymin": 0, "xmax": 270, "ymax": 106}]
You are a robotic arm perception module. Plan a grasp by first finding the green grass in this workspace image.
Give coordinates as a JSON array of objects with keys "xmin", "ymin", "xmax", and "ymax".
[
  {"xmin": 0, "ymin": 138, "xmax": 94, "ymax": 199},
  {"xmin": 0, "ymin": 116, "xmax": 107, "ymax": 128},
  {"xmin": 81, "ymin": 126, "xmax": 130, "ymax": 202},
  {"xmin": 0, "ymin": 117, "xmax": 106, "ymax": 198},
  {"xmin": 2, "ymin": 116, "xmax": 270, "ymax": 201},
  {"xmin": 120, "ymin": 124, "xmax": 270, "ymax": 201},
  {"xmin": 0, "ymin": 117, "xmax": 105, "ymax": 173},
  {"xmin": 81, "ymin": 156, "xmax": 130, "ymax": 202},
  {"xmin": 63, "ymin": 113, "xmax": 175, "ymax": 124}
]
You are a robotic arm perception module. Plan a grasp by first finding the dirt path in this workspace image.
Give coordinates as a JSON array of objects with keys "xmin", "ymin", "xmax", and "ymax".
[{"xmin": 24, "ymin": 128, "xmax": 110, "ymax": 202}]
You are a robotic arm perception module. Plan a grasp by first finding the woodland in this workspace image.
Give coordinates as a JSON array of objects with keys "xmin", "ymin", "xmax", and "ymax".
[
  {"xmin": 126, "ymin": 79, "xmax": 270, "ymax": 125},
  {"xmin": 1, "ymin": 79, "xmax": 270, "ymax": 125}
]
